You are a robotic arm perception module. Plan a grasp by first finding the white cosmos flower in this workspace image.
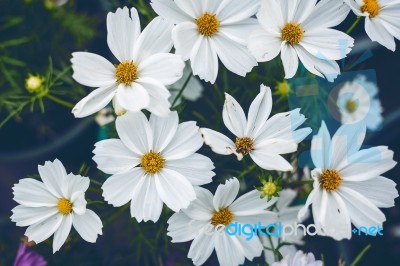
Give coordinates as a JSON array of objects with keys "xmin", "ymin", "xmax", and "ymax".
[
  {"xmin": 167, "ymin": 177, "xmax": 278, "ymax": 266},
  {"xmin": 261, "ymin": 189, "xmax": 308, "ymax": 265},
  {"xmin": 298, "ymin": 122, "xmax": 398, "ymax": 240},
  {"xmin": 345, "ymin": 0, "xmax": 400, "ymax": 51},
  {"xmin": 272, "ymin": 250, "xmax": 323, "ymax": 266},
  {"xmin": 168, "ymin": 62, "xmax": 204, "ymax": 105},
  {"xmin": 337, "ymin": 75, "xmax": 383, "ymax": 131},
  {"xmin": 11, "ymin": 159, "xmax": 103, "ymax": 253},
  {"xmin": 71, "ymin": 7, "xmax": 185, "ymax": 118},
  {"xmin": 200, "ymin": 85, "xmax": 311, "ymax": 172},
  {"xmin": 248, "ymin": 0, "xmax": 354, "ymax": 82},
  {"xmin": 93, "ymin": 111, "xmax": 215, "ymax": 222},
  {"xmin": 150, "ymin": 0, "xmax": 259, "ymax": 83}
]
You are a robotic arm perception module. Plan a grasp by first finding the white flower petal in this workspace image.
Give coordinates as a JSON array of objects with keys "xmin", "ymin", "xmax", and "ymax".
[
  {"xmin": 71, "ymin": 52, "xmax": 116, "ymax": 87},
  {"xmin": 298, "ymin": 187, "xmax": 318, "ymax": 221},
  {"xmin": 338, "ymin": 187, "xmax": 386, "ymax": 229},
  {"xmin": 213, "ymin": 177, "xmax": 240, "ymax": 210},
  {"xmin": 175, "ymin": 0, "xmax": 202, "ymax": 19},
  {"xmin": 166, "ymin": 153, "xmax": 215, "ymax": 186},
  {"xmin": 52, "ymin": 214, "xmax": 73, "ymax": 253},
  {"xmin": 276, "ymin": 189, "xmax": 297, "ymax": 210},
  {"xmin": 162, "ymin": 121, "xmax": 203, "ymax": 160},
  {"xmin": 115, "ymin": 83, "xmax": 150, "ymax": 113},
  {"xmin": 13, "ymin": 179, "xmax": 58, "ymax": 207},
  {"xmin": 72, "ymin": 83, "xmax": 117, "ymax": 118},
  {"xmin": 344, "ymin": 0, "xmax": 364, "ymax": 16},
  {"xmin": 167, "ymin": 212, "xmax": 209, "ymax": 242},
  {"xmin": 182, "ymin": 187, "xmax": 215, "ymax": 221},
  {"xmin": 200, "ymin": 128, "xmax": 235, "ymax": 155},
  {"xmin": 217, "ymin": 0, "xmax": 260, "ymax": 24},
  {"xmin": 235, "ymin": 233, "xmax": 263, "ymax": 261},
  {"xmin": 25, "ymin": 214, "xmax": 63, "ymax": 245},
  {"xmin": 212, "ymin": 33, "xmax": 257, "ymax": 77},
  {"xmin": 66, "ymin": 174, "xmax": 90, "ymax": 198},
  {"xmin": 311, "ymin": 121, "xmax": 331, "ymax": 169},
  {"xmin": 136, "ymin": 77, "xmax": 172, "ymax": 117},
  {"xmin": 172, "ymin": 21, "xmax": 199, "ymax": 61},
  {"xmin": 246, "ymin": 85, "xmax": 272, "ymax": 138},
  {"xmin": 365, "ymin": 17, "xmax": 396, "ymax": 51},
  {"xmin": 190, "ymin": 36, "xmax": 219, "ymax": 83},
  {"xmin": 248, "ymin": 29, "xmax": 282, "ymax": 62},
  {"xmin": 139, "ymin": 53, "xmax": 184, "ymax": 85},
  {"xmin": 116, "ymin": 110, "xmax": 153, "ymax": 155},
  {"xmin": 72, "ymin": 209, "xmax": 103, "ymax": 243},
  {"xmin": 71, "ymin": 191, "xmax": 87, "ymax": 215},
  {"xmin": 149, "ymin": 111, "xmax": 179, "ymax": 152},
  {"xmin": 215, "ymin": 232, "xmax": 245, "ymax": 266},
  {"xmin": 255, "ymin": 138, "xmax": 298, "ymax": 155},
  {"xmin": 230, "ymin": 190, "xmax": 277, "ymax": 215},
  {"xmin": 294, "ymin": 42, "xmax": 340, "ymax": 82},
  {"xmin": 302, "ymin": 0, "xmax": 351, "ymax": 30},
  {"xmin": 188, "ymin": 232, "xmax": 215, "ymax": 265},
  {"xmin": 257, "ymin": 1, "xmax": 284, "ymax": 32},
  {"xmin": 38, "ymin": 159, "xmax": 67, "ymax": 198},
  {"xmin": 93, "ymin": 139, "xmax": 140, "ymax": 175},
  {"xmin": 11, "ymin": 205, "xmax": 58, "ymax": 227},
  {"xmin": 223, "ymin": 92, "xmax": 247, "ymax": 137},
  {"xmin": 250, "ymin": 151, "xmax": 293, "ymax": 172},
  {"xmin": 132, "ymin": 16, "xmax": 174, "ymax": 63},
  {"xmin": 130, "ymin": 175, "xmax": 163, "ymax": 222},
  {"xmin": 220, "ymin": 18, "xmax": 259, "ymax": 46},
  {"xmin": 155, "ymin": 168, "xmax": 196, "ymax": 212},
  {"xmin": 151, "ymin": 0, "xmax": 193, "ymax": 24},
  {"xmin": 107, "ymin": 7, "xmax": 141, "ymax": 62},
  {"xmin": 292, "ymin": 0, "xmax": 317, "ymax": 24},
  {"xmin": 281, "ymin": 43, "xmax": 299, "ymax": 79},
  {"xmin": 102, "ymin": 167, "xmax": 145, "ymax": 207}
]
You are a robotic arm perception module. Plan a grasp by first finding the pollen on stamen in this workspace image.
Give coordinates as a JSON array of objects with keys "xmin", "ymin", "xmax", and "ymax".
[
  {"xmin": 115, "ymin": 61, "xmax": 138, "ymax": 85},
  {"xmin": 319, "ymin": 169, "xmax": 342, "ymax": 192},
  {"xmin": 346, "ymin": 100, "xmax": 358, "ymax": 113},
  {"xmin": 196, "ymin": 13, "xmax": 220, "ymax": 37},
  {"xmin": 141, "ymin": 151, "xmax": 165, "ymax": 174},
  {"xmin": 57, "ymin": 198, "xmax": 73, "ymax": 215},
  {"xmin": 211, "ymin": 208, "xmax": 233, "ymax": 226},
  {"xmin": 235, "ymin": 137, "xmax": 254, "ymax": 156},
  {"xmin": 281, "ymin": 22, "xmax": 304, "ymax": 45},
  {"xmin": 361, "ymin": 0, "xmax": 381, "ymax": 18}
]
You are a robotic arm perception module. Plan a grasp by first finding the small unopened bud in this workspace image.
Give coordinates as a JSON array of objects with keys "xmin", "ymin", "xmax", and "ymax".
[{"xmin": 25, "ymin": 74, "xmax": 44, "ymax": 93}]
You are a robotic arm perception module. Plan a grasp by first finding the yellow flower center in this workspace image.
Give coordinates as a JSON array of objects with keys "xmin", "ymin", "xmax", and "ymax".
[
  {"xmin": 276, "ymin": 81, "xmax": 291, "ymax": 97},
  {"xmin": 235, "ymin": 137, "xmax": 254, "ymax": 155},
  {"xmin": 196, "ymin": 13, "xmax": 220, "ymax": 37},
  {"xmin": 263, "ymin": 182, "xmax": 277, "ymax": 196},
  {"xmin": 361, "ymin": 0, "xmax": 380, "ymax": 18},
  {"xmin": 141, "ymin": 151, "xmax": 165, "ymax": 174},
  {"xmin": 57, "ymin": 198, "xmax": 73, "ymax": 215},
  {"xmin": 115, "ymin": 61, "xmax": 138, "ymax": 85},
  {"xmin": 211, "ymin": 208, "xmax": 233, "ymax": 226},
  {"xmin": 346, "ymin": 100, "xmax": 357, "ymax": 113},
  {"xmin": 319, "ymin": 169, "xmax": 342, "ymax": 191},
  {"xmin": 281, "ymin": 22, "xmax": 304, "ymax": 45}
]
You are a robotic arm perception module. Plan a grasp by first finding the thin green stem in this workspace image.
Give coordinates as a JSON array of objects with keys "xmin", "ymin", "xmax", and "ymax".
[
  {"xmin": 45, "ymin": 94, "xmax": 74, "ymax": 109},
  {"xmin": 172, "ymin": 71, "xmax": 192, "ymax": 108},
  {"xmin": 346, "ymin": 16, "xmax": 362, "ymax": 35},
  {"xmin": 104, "ymin": 204, "xmax": 129, "ymax": 225},
  {"xmin": 350, "ymin": 244, "xmax": 372, "ymax": 266}
]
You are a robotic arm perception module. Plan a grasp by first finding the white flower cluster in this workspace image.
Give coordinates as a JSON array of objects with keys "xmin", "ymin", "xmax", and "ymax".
[{"xmin": 10, "ymin": 1, "xmax": 399, "ymax": 265}]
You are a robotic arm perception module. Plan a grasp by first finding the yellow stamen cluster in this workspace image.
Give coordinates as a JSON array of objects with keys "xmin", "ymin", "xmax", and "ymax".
[
  {"xmin": 235, "ymin": 137, "xmax": 254, "ymax": 155},
  {"xmin": 263, "ymin": 182, "xmax": 277, "ymax": 196},
  {"xmin": 196, "ymin": 13, "xmax": 220, "ymax": 36},
  {"xmin": 361, "ymin": 0, "xmax": 381, "ymax": 18},
  {"xmin": 115, "ymin": 61, "xmax": 138, "ymax": 85},
  {"xmin": 211, "ymin": 208, "xmax": 233, "ymax": 226},
  {"xmin": 320, "ymin": 169, "xmax": 342, "ymax": 191},
  {"xmin": 281, "ymin": 22, "xmax": 304, "ymax": 45},
  {"xmin": 141, "ymin": 151, "xmax": 165, "ymax": 174},
  {"xmin": 346, "ymin": 100, "xmax": 357, "ymax": 113},
  {"xmin": 57, "ymin": 198, "xmax": 73, "ymax": 215}
]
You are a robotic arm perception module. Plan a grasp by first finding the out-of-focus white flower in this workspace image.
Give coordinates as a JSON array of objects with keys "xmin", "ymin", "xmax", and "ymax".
[
  {"xmin": 248, "ymin": 0, "xmax": 353, "ymax": 82},
  {"xmin": 95, "ymin": 108, "xmax": 115, "ymax": 126},
  {"xmin": 93, "ymin": 111, "xmax": 215, "ymax": 222},
  {"xmin": 11, "ymin": 159, "xmax": 103, "ymax": 253},
  {"xmin": 151, "ymin": 0, "xmax": 259, "ymax": 83},
  {"xmin": 272, "ymin": 250, "xmax": 323, "ymax": 266},
  {"xmin": 345, "ymin": 0, "xmax": 400, "ymax": 51},
  {"xmin": 337, "ymin": 75, "xmax": 383, "ymax": 131},
  {"xmin": 71, "ymin": 7, "xmax": 184, "ymax": 118},
  {"xmin": 167, "ymin": 177, "xmax": 277, "ymax": 266},
  {"xmin": 201, "ymin": 85, "xmax": 311, "ymax": 172},
  {"xmin": 298, "ymin": 122, "xmax": 398, "ymax": 240}
]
